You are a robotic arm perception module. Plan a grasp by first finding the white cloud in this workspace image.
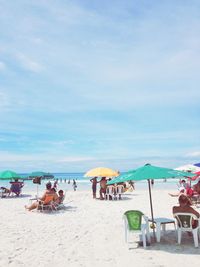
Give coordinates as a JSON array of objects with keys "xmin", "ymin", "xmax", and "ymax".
[
  {"xmin": 0, "ymin": 61, "xmax": 6, "ymax": 71},
  {"xmin": 15, "ymin": 52, "xmax": 44, "ymax": 73},
  {"xmin": 185, "ymin": 151, "xmax": 200, "ymax": 157}
]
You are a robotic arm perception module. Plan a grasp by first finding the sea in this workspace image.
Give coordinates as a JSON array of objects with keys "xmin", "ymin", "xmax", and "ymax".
[{"xmin": 0, "ymin": 172, "xmax": 194, "ymax": 193}]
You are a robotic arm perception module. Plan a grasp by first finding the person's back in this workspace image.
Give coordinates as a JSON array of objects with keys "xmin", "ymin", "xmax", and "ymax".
[{"xmin": 173, "ymin": 194, "xmax": 200, "ymax": 228}]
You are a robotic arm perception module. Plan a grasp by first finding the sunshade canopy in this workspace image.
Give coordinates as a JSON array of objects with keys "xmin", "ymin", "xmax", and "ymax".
[
  {"xmin": 0, "ymin": 170, "xmax": 21, "ymax": 180},
  {"xmin": 84, "ymin": 167, "xmax": 119, "ymax": 178},
  {"xmin": 175, "ymin": 164, "xmax": 200, "ymax": 173},
  {"xmin": 29, "ymin": 171, "xmax": 48, "ymax": 177},
  {"xmin": 108, "ymin": 164, "xmax": 195, "ymax": 185}
]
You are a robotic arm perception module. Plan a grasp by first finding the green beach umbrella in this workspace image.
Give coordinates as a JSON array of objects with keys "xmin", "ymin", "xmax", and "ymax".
[
  {"xmin": 29, "ymin": 171, "xmax": 47, "ymax": 177},
  {"xmin": 0, "ymin": 170, "xmax": 21, "ymax": 180},
  {"xmin": 108, "ymin": 164, "xmax": 195, "ymax": 229}
]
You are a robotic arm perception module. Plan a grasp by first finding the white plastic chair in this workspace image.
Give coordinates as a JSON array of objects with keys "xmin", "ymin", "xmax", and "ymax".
[
  {"xmin": 105, "ymin": 185, "xmax": 116, "ymax": 200},
  {"xmin": 123, "ymin": 210, "xmax": 150, "ymax": 248},
  {"xmin": 116, "ymin": 185, "xmax": 124, "ymax": 200},
  {"xmin": 173, "ymin": 212, "xmax": 200, "ymax": 248}
]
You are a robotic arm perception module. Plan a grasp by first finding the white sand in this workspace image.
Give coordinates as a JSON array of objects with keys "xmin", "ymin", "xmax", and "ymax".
[{"xmin": 0, "ymin": 189, "xmax": 200, "ymax": 267}]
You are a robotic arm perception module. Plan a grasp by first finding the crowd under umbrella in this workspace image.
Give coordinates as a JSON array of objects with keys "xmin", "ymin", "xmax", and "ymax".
[{"xmin": 107, "ymin": 163, "xmax": 195, "ymax": 240}]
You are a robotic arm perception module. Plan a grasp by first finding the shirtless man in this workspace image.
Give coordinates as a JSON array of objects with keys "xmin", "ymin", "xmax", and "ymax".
[{"xmin": 99, "ymin": 177, "xmax": 107, "ymax": 200}]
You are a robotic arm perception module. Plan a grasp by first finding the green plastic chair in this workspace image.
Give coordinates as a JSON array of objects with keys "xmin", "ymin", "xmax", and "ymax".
[{"xmin": 123, "ymin": 210, "xmax": 150, "ymax": 248}]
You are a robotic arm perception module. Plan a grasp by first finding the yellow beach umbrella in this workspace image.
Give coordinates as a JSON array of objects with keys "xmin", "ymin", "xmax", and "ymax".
[{"xmin": 84, "ymin": 167, "xmax": 119, "ymax": 178}]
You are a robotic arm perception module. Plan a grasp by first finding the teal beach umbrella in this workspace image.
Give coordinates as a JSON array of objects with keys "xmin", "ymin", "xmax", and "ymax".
[
  {"xmin": 29, "ymin": 171, "xmax": 47, "ymax": 177},
  {"xmin": 108, "ymin": 164, "xmax": 195, "ymax": 227},
  {"xmin": 0, "ymin": 170, "xmax": 21, "ymax": 180}
]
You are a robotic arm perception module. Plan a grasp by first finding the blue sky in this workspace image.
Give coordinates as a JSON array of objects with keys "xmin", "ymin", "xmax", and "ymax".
[{"xmin": 0, "ymin": 0, "xmax": 200, "ymax": 173}]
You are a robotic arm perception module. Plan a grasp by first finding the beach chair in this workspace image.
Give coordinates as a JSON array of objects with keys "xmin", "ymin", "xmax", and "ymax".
[
  {"xmin": 10, "ymin": 183, "xmax": 23, "ymax": 196},
  {"xmin": 123, "ymin": 210, "xmax": 150, "ymax": 248},
  {"xmin": 173, "ymin": 212, "xmax": 200, "ymax": 248},
  {"xmin": 116, "ymin": 185, "xmax": 124, "ymax": 200},
  {"xmin": 105, "ymin": 185, "xmax": 116, "ymax": 200},
  {"xmin": 52, "ymin": 193, "xmax": 66, "ymax": 210},
  {"xmin": 37, "ymin": 194, "xmax": 57, "ymax": 212},
  {"xmin": 0, "ymin": 187, "xmax": 10, "ymax": 198}
]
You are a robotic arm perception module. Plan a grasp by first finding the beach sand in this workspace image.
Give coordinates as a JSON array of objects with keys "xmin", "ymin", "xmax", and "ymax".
[{"xmin": 0, "ymin": 188, "xmax": 200, "ymax": 267}]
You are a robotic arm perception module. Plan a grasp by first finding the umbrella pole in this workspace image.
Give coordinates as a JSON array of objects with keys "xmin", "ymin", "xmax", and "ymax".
[
  {"xmin": 36, "ymin": 184, "xmax": 38, "ymax": 198},
  {"xmin": 148, "ymin": 179, "xmax": 156, "ymax": 242}
]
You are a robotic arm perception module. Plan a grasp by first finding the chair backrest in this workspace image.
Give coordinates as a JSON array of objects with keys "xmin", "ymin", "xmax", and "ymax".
[
  {"xmin": 173, "ymin": 212, "xmax": 198, "ymax": 230},
  {"xmin": 10, "ymin": 183, "xmax": 21, "ymax": 194},
  {"xmin": 106, "ymin": 186, "xmax": 114, "ymax": 194},
  {"xmin": 117, "ymin": 185, "xmax": 124, "ymax": 194},
  {"xmin": 124, "ymin": 210, "xmax": 144, "ymax": 231}
]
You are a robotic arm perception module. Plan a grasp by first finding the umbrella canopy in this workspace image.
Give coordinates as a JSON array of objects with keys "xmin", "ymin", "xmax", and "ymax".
[
  {"xmin": 0, "ymin": 170, "xmax": 21, "ymax": 180},
  {"xmin": 29, "ymin": 171, "xmax": 48, "ymax": 177},
  {"xmin": 84, "ymin": 167, "xmax": 119, "ymax": 178},
  {"xmin": 108, "ymin": 164, "xmax": 195, "ymax": 231},
  {"xmin": 175, "ymin": 164, "xmax": 200, "ymax": 173},
  {"xmin": 194, "ymin": 163, "xmax": 200, "ymax": 168}
]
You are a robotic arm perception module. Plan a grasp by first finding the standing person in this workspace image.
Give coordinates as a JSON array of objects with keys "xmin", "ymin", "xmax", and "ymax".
[
  {"xmin": 72, "ymin": 179, "xmax": 77, "ymax": 191},
  {"xmin": 90, "ymin": 177, "xmax": 98, "ymax": 199},
  {"xmin": 53, "ymin": 179, "xmax": 58, "ymax": 189},
  {"xmin": 151, "ymin": 179, "xmax": 154, "ymax": 188},
  {"xmin": 99, "ymin": 177, "xmax": 107, "ymax": 200}
]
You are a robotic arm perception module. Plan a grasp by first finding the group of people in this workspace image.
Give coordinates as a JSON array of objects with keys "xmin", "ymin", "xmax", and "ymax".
[
  {"xmin": 169, "ymin": 179, "xmax": 200, "ymax": 200},
  {"xmin": 0, "ymin": 179, "xmax": 24, "ymax": 197},
  {"xmin": 89, "ymin": 177, "xmax": 134, "ymax": 200},
  {"xmin": 25, "ymin": 182, "xmax": 64, "ymax": 211},
  {"xmin": 170, "ymin": 179, "xmax": 200, "ymax": 228}
]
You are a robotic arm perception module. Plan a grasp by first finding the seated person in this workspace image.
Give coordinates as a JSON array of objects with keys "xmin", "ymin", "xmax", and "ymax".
[
  {"xmin": 173, "ymin": 194, "xmax": 200, "ymax": 228},
  {"xmin": 55, "ymin": 190, "xmax": 65, "ymax": 204},
  {"xmin": 0, "ymin": 187, "xmax": 11, "ymax": 197},
  {"xmin": 168, "ymin": 180, "xmax": 189, "ymax": 197},
  {"xmin": 53, "ymin": 190, "xmax": 65, "ymax": 209},
  {"xmin": 10, "ymin": 179, "xmax": 24, "ymax": 196},
  {"xmin": 25, "ymin": 183, "xmax": 58, "ymax": 211}
]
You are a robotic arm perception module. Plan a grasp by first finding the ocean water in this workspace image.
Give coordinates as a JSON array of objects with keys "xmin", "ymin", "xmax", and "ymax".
[{"xmin": 0, "ymin": 172, "xmax": 192, "ymax": 193}]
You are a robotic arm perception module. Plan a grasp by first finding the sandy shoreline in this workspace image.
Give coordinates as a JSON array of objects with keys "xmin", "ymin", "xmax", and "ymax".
[{"xmin": 0, "ymin": 189, "xmax": 200, "ymax": 267}]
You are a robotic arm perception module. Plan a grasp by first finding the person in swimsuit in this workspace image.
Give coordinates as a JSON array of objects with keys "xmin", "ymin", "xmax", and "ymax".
[{"xmin": 90, "ymin": 177, "xmax": 98, "ymax": 199}]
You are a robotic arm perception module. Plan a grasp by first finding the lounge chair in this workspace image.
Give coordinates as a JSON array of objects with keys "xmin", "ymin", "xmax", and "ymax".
[
  {"xmin": 52, "ymin": 193, "xmax": 66, "ymax": 210},
  {"xmin": 123, "ymin": 210, "xmax": 150, "ymax": 248},
  {"xmin": 0, "ymin": 187, "xmax": 10, "ymax": 198},
  {"xmin": 173, "ymin": 212, "xmax": 200, "ymax": 248},
  {"xmin": 10, "ymin": 182, "xmax": 23, "ymax": 196},
  {"xmin": 37, "ymin": 194, "xmax": 57, "ymax": 212}
]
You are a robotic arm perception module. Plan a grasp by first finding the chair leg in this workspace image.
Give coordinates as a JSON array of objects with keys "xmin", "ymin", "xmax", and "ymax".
[
  {"xmin": 193, "ymin": 230, "xmax": 199, "ymax": 248},
  {"xmin": 142, "ymin": 229, "xmax": 146, "ymax": 248},
  {"xmin": 146, "ymin": 225, "xmax": 151, "ymax": 243},
  {"xmin": 124, "ymin": 221, "xmax": 128, "ymax": 243},
  {"xmin": 156, "ymin": 222, "xmax": 161, "ymax": 242},
  {"xmin": 177, "ymin": 229, "xmax": 181, "ymax": 244}
]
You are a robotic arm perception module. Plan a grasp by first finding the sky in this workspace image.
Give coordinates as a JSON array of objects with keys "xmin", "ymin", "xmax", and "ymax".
[{"xmin": 0, "ymin": 0, "xmax": 200, "ymax": 173}]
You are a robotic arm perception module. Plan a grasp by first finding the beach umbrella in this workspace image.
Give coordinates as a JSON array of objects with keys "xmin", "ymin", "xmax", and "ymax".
[
  {"xmin": 0, "ymin": 170, "xmax": 21, "ymax": 180},
  {"xmin": 194, "ymin": 163, "xmax": 200, "ymax": 168},
  {"xmin": 29, "ymin": 171, "xmax": 47, "ymax": 178},
  {"xmin": 29, "ymin": 171, "xmax": 48, "ymax": 198},
  {"xmin": 107, "ymin": 164, "xmax": 195, "ymax": 225},
  {"xmin": 175, "ymin": 164, "xmax": 200, "ymax": 173},
  {"xmin": 84, "ymin": 167, "xmax": 119, "ymax": 178}
]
